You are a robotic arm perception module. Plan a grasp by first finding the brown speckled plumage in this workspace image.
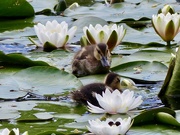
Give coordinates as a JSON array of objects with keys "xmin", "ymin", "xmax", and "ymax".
[
  {"xmin": 71, "ymin": 72, "xmax": 121, "ymax": 107},
  {"xmin": 72, "ymin": 43, "xmax": 111, "ymax": 77}
]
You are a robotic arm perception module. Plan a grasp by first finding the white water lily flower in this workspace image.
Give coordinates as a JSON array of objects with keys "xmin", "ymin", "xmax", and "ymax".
[
  {"xmin": 82, "ymin": 24, "xmax": 126, "ymax": 52},
  {"xmin": 0, "ymin": 128, "xmax": 28, "ymax": 135},
  {"xmin": 87, "ymin": 117, "xmax": 133, "ymax": 135},
  {"xmin": 152, "ymin": 13, "xmax": 180, "ymax": 45},
  {"xmin": 87, "ymin": 89, "xmax": 142, "ymax": 114},
  {"xmin": 158, "ymin": 5, "xmax": 175, "ymax": 15},
  {"xmin": 34, "ymin": 20, "xmax": 77, "ymax": 48}
]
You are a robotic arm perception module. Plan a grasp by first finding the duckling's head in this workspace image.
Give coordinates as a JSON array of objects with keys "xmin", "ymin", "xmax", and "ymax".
[
  {"xmin": 104, "ymin": 72, "xmax": 121, "ymax": 91},
  {"xmin": 94, "ymin": 43, "xmax": 111, "ymax": 67}
]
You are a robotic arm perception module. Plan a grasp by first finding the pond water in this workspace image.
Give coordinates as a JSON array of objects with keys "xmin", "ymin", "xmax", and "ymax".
[{"xmin": 0, "ymin": 0, "xmax": 180, "ymax": 134}]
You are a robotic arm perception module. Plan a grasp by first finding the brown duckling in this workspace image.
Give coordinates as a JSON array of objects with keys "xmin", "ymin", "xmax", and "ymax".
[
  {"xmin": 71, "ymin": 72, "xmax": 121, "ymax": 107},
  {"xmin": 72, "ymin": 43, "xmax": 111, "ymax": 77}
]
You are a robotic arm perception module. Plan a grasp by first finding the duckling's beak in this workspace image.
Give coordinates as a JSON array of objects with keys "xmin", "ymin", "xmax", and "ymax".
[{"xmin": 101, "ymin": 56, "xmax": 110, "ymax": 67}]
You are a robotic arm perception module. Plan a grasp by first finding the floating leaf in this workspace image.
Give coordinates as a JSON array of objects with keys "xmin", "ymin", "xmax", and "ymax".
[
  {"xmin": 133, "ymin": 107, "xmax": 175, "ymax": 125},
  {"xmin": 0, "ymin": 0, "xmax": 34, "ymax": 18},
  {"xmin": 112, "ymin": 61, "xmax": 168, "ymax": 82},
  {"xmin": 156, "ymin": 112, "xmax": 180, "ymax": 127},
  {"xmin": 111, "ymin": 50, "xmax": 172, "ymax": 68},
  {"xmin": 0, "ymin": 51, "xmax": 49, "ymax": 67},
  {"xmin": 0, "ymin": 66, "xmax": 82, "ymax": 99}
]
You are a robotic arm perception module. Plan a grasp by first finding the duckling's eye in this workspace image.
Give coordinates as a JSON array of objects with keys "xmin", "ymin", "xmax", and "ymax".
[
  {"xmin": 97, "ymin": 50, "xmax": 101, "ymax": 54},
  {"xmin": 116, "ymin": 78, "xmax": 120, "ymax": 83}
]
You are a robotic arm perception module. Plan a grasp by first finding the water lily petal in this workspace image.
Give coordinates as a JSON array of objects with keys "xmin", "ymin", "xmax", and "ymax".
[
  {"xmin": 1, "ymin": 128, "xmax": 10, "ymax": 134},
  {"xmin": 87, "ymin": 117, "xmax": 132, "ymax": 135},
  {"xmin": 87, "ymin": 101, "xmax": 106, "ymax": 113},
  {"xmin": 82, "ymin": 24, "xmax": 125, "ymax": 51}
]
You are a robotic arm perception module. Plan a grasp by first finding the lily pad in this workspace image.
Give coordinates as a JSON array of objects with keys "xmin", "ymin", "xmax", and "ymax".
[
  {"xmin": 0, "ymin": 51, "xmax": 49, "ymax": 67},
  {"xmin": 0, "ymin": 0, "xmax": 34, "ymax": 18},
  {"xmin": 28, "ymin": 0, "xmax": 58, "ymax": 13},
  {"xmin": 133, "ymin": 107, "xmax": 175, "ymax": 125},
  {"xmin": 0, "ymin": 66, "xmax": 82, "ymax": 99},
  {"xmin": 156, "ymin": 112, "xmax": 180, "ymax": 127},
  {"xmin": 111, "ymin": 50, "xmax": 172, "ymax": 68},
  {"xmin": 64, "ymin": 0, "xmax": 180, "ymax": 22},
  {"xmin": 112, "ymin": 61, "xmax": 168, "ymax": 82}
]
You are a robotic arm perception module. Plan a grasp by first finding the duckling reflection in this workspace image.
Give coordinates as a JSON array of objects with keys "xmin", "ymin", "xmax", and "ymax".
[
  {"xmin": 71, "ymin": 72, "xmax": 121, "ymax": 107},
  {"xmin": 72, "ymin": 43, "xmax": 111, "ymax": 77}
]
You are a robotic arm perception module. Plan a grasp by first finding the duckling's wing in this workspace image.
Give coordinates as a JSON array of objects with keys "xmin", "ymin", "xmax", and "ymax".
[
  {"xmin": 71, "ymin": 90, "xmax": 88, "ymax": 105},
  {"xmin": 74, "ymin": 46, "xmax": 95, "ymax": 60},
  {"xmin": 79, "ymin": 83, "xmax": 107, "ymax": 107}
]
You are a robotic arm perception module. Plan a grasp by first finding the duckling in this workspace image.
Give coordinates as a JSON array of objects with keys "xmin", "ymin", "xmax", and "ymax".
[
  {"xmin": 72, "ymin": 43, "xmax": 111, "ymax": 77},
  {"xmin": 71, "ymin": 72, "xmax": 121, "ymax": 107}
]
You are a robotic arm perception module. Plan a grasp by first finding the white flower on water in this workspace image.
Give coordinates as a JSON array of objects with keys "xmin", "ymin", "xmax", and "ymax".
[
  {"xmin": 87, "ymin": 89, "xmax": 142, "ymax": 114},
  {"xmin": 87, "ymin": 117, "xmax": 133, "ymax": 135},
  {"xmin": 34, "ymin": 20, "xmax": 77, "ymax": 48},
  {"xmin": 0, "ymin": 128, "xmax": 28, "ymax": 135},
  {"xmin": 81, "ymin": 24, "xmax": 126, "ymax": 52},
  {"xmin": 152, "ymin": 13, "xmax": 180, "ymax": 44}
]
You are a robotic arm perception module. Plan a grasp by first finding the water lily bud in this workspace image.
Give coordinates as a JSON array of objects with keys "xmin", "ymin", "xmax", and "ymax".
[
  {"xmin": 82, "ymin": 24, "xmax": 126, "ymax": 52},
  {"xmin": 152, "ymin": 13, "xmax": 180, "ymax": 45},
  {"xmin": 158, "ymin": 5, "xmax": 175, "ymax": 15}
]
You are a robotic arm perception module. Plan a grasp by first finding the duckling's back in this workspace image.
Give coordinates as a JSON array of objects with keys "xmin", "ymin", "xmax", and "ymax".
[
  {"xmin": 72, "ymin": 45, "xmax": 110, "ymax": 77},
  {"xmin": 71, "ymin": 83, "xmax": 108, "ymax": 107}
]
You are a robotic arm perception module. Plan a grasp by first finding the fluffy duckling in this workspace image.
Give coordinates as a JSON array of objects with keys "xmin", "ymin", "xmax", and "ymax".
[
  {"xmin": 71, "ymin": 72, "xmax": 121, "ymax": 107},
  {"xmin": 72, "ymin": 43, "xmax": 111, "ymax": 77}
]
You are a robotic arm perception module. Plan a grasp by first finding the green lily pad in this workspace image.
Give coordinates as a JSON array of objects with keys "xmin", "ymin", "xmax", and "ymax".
[
  {"xmin": 28, "ymin": 0, "xmax": 58, "ymax": 13},
  {"xmin": 0, "ymin": 0, "xmax": 34, "ymax": 18},
  {"xmin": 64, "ymin": 0, "xmax": 180, "ymax": 22},
  {"xmin": 133, "ymin": 107, "xmax": 175, "ymax": 125},
  {"xmin": 123, "ymin": 24, "xmax": 180, "ymax": 46},
  {"xmin": 156, "ymin": 112, "xmax": 180, "ymax": 127},
  {"xmin": 111, "ymin": 50, "xmax": 172, "ymax": 68},
  {"xmin": 0, "ymin": 51, "xmax": 49, "ymax": 67},
  {"xmin": 25, "ymin": 50, "xmax": 75, "ymax": 72},
  {"xmin": 111, "ymin": 61, "xmax": 168, "ymax": 82},
  {"xmin": 0, "ymin": 66, "xmax": 82, "ymax": 99}
]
